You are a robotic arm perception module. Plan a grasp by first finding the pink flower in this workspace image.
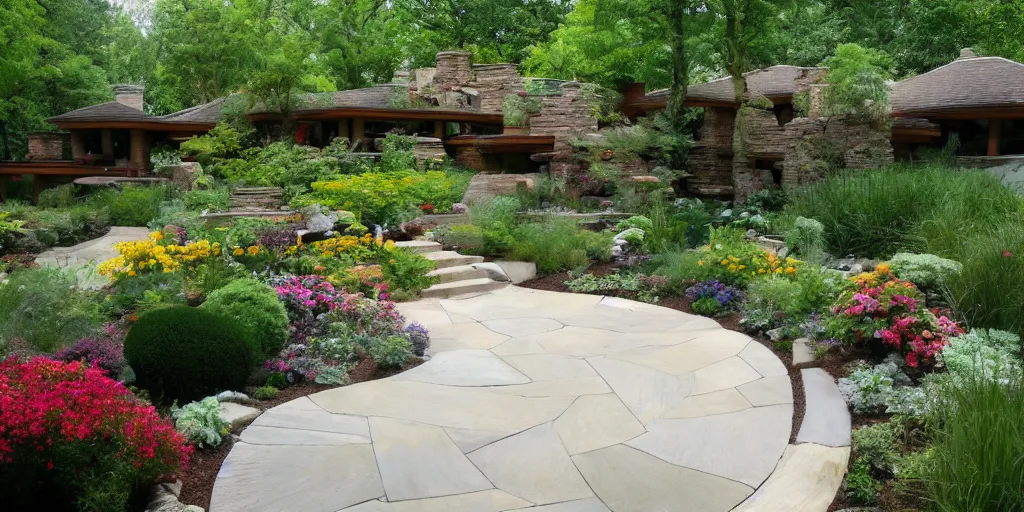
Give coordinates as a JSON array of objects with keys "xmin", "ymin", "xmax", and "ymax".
[{"xmin": 1003, "ymin": 250, "xmax": 1013, "ymax": 258}]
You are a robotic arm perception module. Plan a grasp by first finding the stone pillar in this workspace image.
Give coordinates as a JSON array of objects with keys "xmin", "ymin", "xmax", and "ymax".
[
  {"xmin": 434, "ymin": 51, "xmax": 473, "ymax": 87},
  {"xmin": 70, "ymin": 131, "xmax": 86, "ymax": 160},
  {"xmin": 26, "ymin": 132, "xmax": 65, "ymax": 160},
  {"xmin": 129, "ymin": 129, "xmax": 149, "ymax": 172},
  {"xmin": 114, "ymin": 84, "xmax": 145, "ymax": 111},
  {"xmin": 809, "ymin": 84, "xmax": 828, "ymax": 120},
  {"xmin": 455, "ymin": 146, "xmax": 487, "ymax": 172},
  {"xmin": 100, "ymin": 129, "xmax": 114, "ymax": 158}
]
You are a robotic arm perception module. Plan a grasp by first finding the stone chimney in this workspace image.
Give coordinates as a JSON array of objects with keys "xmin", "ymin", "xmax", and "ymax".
[
  {"xmin": 959, "ymin": 48, "xmax": 978, "ymax": 60},
  {"xmin": 114, "ymin": 84, "xmax": 144, "ymax": 111},
  {"xmin": 434, "ymin": 51, "xmax": 473, "ymax": 88}
]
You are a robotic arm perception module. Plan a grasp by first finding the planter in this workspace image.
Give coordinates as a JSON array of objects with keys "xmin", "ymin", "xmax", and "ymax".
[{"xmin": 503, "ymin": 126, "xmax": 528, "ymax": 135}]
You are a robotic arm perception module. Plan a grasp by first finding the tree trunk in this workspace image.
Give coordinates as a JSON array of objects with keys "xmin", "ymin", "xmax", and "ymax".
[{"xmin": 667, "ymin": 2, "xmax": 688, "ymax": 125}]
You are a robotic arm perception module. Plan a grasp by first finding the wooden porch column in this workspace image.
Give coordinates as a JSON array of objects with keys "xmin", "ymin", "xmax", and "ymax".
[
  {"xmin": 433, "ymin": 121, "xmax": 445, "ymax": 139},
  {"xmin": 352, "ymin": 118, "xmax": 366, "ymax": 149},
  {"xmin": 100, "ymin": 129, "xmax": 114, "ymax": 158},
  {"xmin": 69, "ymin": 131, "xmax": 86, "ymax": 160},
  {"xmin": 129, "ymin": 129, "xmax": 149, "ymax": 173},
  {"xmin": 988, "ymin": 119, "xmax": 1002, "ymax": 157},
  {"xmin": 337, "ymin": 119, "xmax": 350, "ymax": 141}
]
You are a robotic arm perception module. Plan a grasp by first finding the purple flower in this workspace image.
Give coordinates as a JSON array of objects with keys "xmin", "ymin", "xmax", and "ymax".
[
  {"xmin": 685, "ymin": 280, "xmax": 740, "ymax": 307},
  {"xmin": 54, "ymin": 336, "xmax": 125, "ymax": 377}
]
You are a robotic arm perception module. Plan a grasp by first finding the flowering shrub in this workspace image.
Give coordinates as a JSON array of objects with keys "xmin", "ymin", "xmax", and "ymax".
[
  {"xmin": 98, "ymin": 231, "xmax": 221, "ymax": 279},
  {"xmin": 272, "ymin": 275, "xmax": 351, "ymax": 343},
  {"xmin": 0, "ymin": 358, "xmax": 190, "ymax": 511},
  {"xmin": 282, "ymin": 234, "xmax": 436, "ymax": 296},
  {"xmin": 693, "ymin": 228, "xmax": 801, "ymax": 285},
  {"xmin": 826, "ymin": 265, "xmax": 963, "ymax": 367},
  {"xmin": 685, "ymin": 280, "xmax": 741, "ymax": 307},
  {"xmin": 53, "ymin": 324, "xmax": 125, "ymax": 378},
  {"xmin": 404, "ymin": 322, "xmax": 431, "ymax": 356}
]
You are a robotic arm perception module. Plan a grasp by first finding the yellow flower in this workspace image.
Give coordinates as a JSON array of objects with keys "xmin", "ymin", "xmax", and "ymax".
[
  {"xmin": 786, "ymin": 266, "xmax": 797, "ymax": 274},
  {"xmin": 698, "ymin": 260, "xmax": 705, "ymax": 266},
  {"xmin": 149, "ymin": 231, "xmax": 164, "ymax": 241},
  {"xmin": 232, "ymin": 247, "xmax": 244, "ymax": 256},
  {"xmin": 720, "ymin": 259, "xmax": 729, "ymax": 265},
  {"xmin": 128, "ymin": 270, "xmax": 137, "ymax": 276},
  {"xmin": 247, "ymin": 246, "xmax": 260, "ymax": 256},
  {"xmin": 738, "ymin": 265, "xmax": 746, "ymax": 270},
  {"xmin": 875, "ymin": 262, "xmax": 891, "ymax": 275},
  {"xmin": 728, "ymin": 264, "xmax": 737, "ymax": 272}
]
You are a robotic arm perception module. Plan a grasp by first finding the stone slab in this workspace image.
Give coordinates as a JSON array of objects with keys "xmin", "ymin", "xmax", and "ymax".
[
  {"xmin": 311, "ymin": 380, "xmax": 573, "ymax": 432},
  {"xmin": 627, "ymin": 405, "xmax": 792, "ymax": 487},
  {"xmin": 482, "ymin": 377, "xmax": 611, "ymax": 398},
  {"xmin": 737, "ymin": 376, "xmax": 794, "ymax": 406},
  {"xmin": 482, "ymin": 317, "xmax": 564, "ymax": 337},
  {"xmin": 572, "ymin": 445, "xmax": 753, "ymax": 512},
  {"xmin": 554, "ymin": 393, "xmax": 646, "ymax": 455},
  {"xmin": 797, "ymin": 369, "xmax": 852, "ymax": 447},
  {"xmin": 793, "ymin": 338, "xmax": 815, "ymax": 365},
  {"xmin": 443, "ymin": 427, "xmax": 516, "ymax": 453},
  {"xmin": 739, "ymin": 341, "xmax": 789, "ymax": 377},
  {"xmin": 490, "ymin": 337, "xmax": 547, "ymax": 356},
  {"xmin": 369, "ymin": 416, "xmax": 492, "ymax": 501},
  {"xmin": 423, "ymin": 322, "xmax": 509, "ymax": 354},
  {"xmin": 239, "ymin": 425, "xmax": 370, "ymax": 446},
  {"xmin": 494, "ymin": 260, "xmax": 538, "ymax": 284},
  {"xmin": 690, "ymin": 356, "xmax": 763, "ymax": 395},
  {"xmin": 502, "ymin": 353, "xmax": 597, "ymax": 380},
  {"xmin": 339, "ymin": 490, "xmax": 531, "ymax": 512},
  {"xmin": 209, "ymin": 443, "xmax": 383, "ymax": 512},
  {"xmin": 249, "ymin": 407, "xmax": 369, "ymax": 438},
  {"xmin": 469, "ymin": 423, "xmax": 593, "ymax": 505},
  {"xmin": 587, "ymin": 356, "xmax": 694, "ymax": 424},
  {"xmin": 393, "ymin": 349, "xmax": 530, "ymax": 386},
  {"xmin": 662, "ymin": 388, "xmax": 752, "ymax": 419},
  {"xmin": 608, "ymin": 330, "xmax": 752, "ymax": 376},
  {"xmin": 732, "ymin": 443, "xmax": 851, "ymax": 512},
  {"xmin": 218, "ymin": 402, "xmax": 261, "ymax": 430},
  {"xmin": 504, "ymin": 498, "xmax": 611, "ymax": 512}
]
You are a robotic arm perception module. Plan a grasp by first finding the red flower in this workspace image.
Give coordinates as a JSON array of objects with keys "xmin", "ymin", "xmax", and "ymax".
[{"xmin": 1003, "ymin": 250, "xmax": 1013, "ymax": 258}]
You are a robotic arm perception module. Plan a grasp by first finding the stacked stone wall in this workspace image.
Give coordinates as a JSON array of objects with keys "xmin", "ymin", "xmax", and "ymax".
[
  {"xmin": 686, "ymin": 107, "xmax": 737, "ymax": 196},
  {"xmin": 26, "ymin": 132, "xmax": 66, "ymax": 160},
  {"xmin": 471, "ymin": 64, "xmax": 523, "ymax": 113},
  {"xmin": 529, "ymin": 83, "xmax": 598, "ymax": 177},
  {"xmin": 433, "ymin": 52, "xmax": 473, "ymax": 89}
]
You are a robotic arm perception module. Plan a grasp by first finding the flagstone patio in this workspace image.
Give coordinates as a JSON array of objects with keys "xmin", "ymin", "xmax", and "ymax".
[{"xmin": 209, "ymin": 286, "xmax": 821, "ymax": 512}]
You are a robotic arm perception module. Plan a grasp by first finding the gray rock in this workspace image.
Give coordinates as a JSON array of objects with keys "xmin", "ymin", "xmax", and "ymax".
[
  {"xmin": 848, "ymin": 264, "xmax": 864, "ymax": 274},
  {"xmin": 470, "ymin": 262, "xmax": 511, "ymax": 282},
  {"xmin": 493, "ymin": 260, "xmax": 537, "ymax": 284},
  {"xmin": 215, "ymin": 391, "xmax": 250, "ymax": 403},
  {"xmin": 218, "ymin": 402, "xmax": 261, "ymax": 430},
  {"xmin": 797, "ymin": 368, "xmax": 852, "ymax": 447},
  {"xmin": 777, "ymin": 246, "xmax": 789, "ymax": 259},
  {"xmin": 766, "ymin": 328, "xmax": 785, "ymax": 342},
  {"xmin": 146, "ymin": 480, "xmax": 204, "ymax": 512},
  {"xmin": 745, "ymin": 229, "xmax": 758, "ymax": 239}
]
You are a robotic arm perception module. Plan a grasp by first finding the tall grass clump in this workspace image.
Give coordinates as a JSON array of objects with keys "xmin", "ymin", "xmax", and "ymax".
[
  {"xmin": 923, "ymin": 374, "xmax": 1024, "ymax": 511},
  {"xmin": 782, "ymin": 165, "xmax": 1018, "ymax": 258},
  {"xmin": 941, "ymin": 221, "xmax": 1024, "ymax": 337},
  {"xmin": 508, "ymin": 217, "xmax": 612, "ymax": 274}
]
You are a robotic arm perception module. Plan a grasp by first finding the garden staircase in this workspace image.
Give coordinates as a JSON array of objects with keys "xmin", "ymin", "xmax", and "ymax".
[{"xmin": 395, "ymin": 240, "xmax": 509, "ymax": 298}]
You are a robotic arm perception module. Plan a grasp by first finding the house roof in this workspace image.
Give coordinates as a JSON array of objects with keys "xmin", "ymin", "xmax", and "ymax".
[
  {"xmin": 891, "ymin": 53, "xmax": 1024, "ymax": 118},
  {"xmin": 48, "ymin": 99, "xmax": 221, "ymax": 131},
  {"xmin": 48, "ymin": 101, "xmax": 153, "ymax": 123},
  {"xmin": 157, "ymin": 97, "xmax": 226, "ymax": 124},
  {"xmin": 631, "ymin": 66, "xmax": 826, "ymax": 109}
]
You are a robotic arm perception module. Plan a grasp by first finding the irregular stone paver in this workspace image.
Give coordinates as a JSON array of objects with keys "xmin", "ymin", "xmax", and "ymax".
[
  {"xmin": 554, "ymin": 393, "xmax": 646, "ymax": 455},
  {"xmin": 212, "ymin": 286, "xmax": 806, "ymax": 512},
  {"xmin": 482, "ymin": 317, "xmax": 563, "ymax": 337},
  {"xmin": 738, "ymin": 376, "xmax": 794, "ymax": 406},
  {"xmin": 798, "ymin": 368, "xmax": 852, "ymax": 447},
  {"xmin": 573, "ymin": 445, "xmax": 754, "ymax": 512},
  {"xmin": 690, "ymin": 356, "xmax": 762, "ymax": 395},
  {"xmin": 218, "ymin": 402, "xmax": 261, "ymax": 430},
  {"xmin": 210, "ymin": 443, "xmax": 383, "ymax": 512},
  {"xmin": 505, "ymin": 497, "xmax": 611, "ymax": 512},
  {"xmin": 469, "ymin": 423, "xmax": 593, "ymax": 505},
  {"xmin": 340, "ymin": 490, "xmax": 531, "ymax": 511},
  {"xmin": 627, "ymin": 405, "xmax": 793, "ymax": 487},
  {"xmin": 393, "ymin": 349, "xmax": 529, "ymax": 386},
  {"xmin": 663, "ymin": 388, "xmax": 752, "ymax": 419},
  {"xmin": 36, "ymin": 226, "xmax": 150, "ymax": 289},
  {"xmin": 732, "ymin": 443, "xmax": 851, "ymax": 512},
  {"xmin": 369, "ymin": 417, "xmax": 492, "ymax": 501},
  {"xmin": 501, "ymin": 353, "xmax": 597, "ymax": 380},
  {"xmin": 793, "ymin": 338, "xmax": 815, "ymax": 365}
]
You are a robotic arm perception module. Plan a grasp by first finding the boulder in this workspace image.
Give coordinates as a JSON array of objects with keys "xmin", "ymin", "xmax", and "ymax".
[
  {"xmin": 158, "ymin": 162, "xmax": 203, "ymax": 191},
  {"xmin": 146, "ymin": 480, "xmax": 204, "ymax": 512}
]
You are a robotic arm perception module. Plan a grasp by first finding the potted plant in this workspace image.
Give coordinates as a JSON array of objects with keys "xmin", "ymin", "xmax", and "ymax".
[{"xmin": 502, "ymin": 92, "xmax": 542, "ymax": 135}]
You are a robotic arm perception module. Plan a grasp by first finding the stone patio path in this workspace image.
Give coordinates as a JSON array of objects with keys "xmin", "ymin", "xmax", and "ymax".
[
  {"xmin": 35, "ymin": 226, "xmax": 149, "ymax": 288},
  {"xmin": 210, "ymin": 286, "xmax": 811, "ymax": 512}
]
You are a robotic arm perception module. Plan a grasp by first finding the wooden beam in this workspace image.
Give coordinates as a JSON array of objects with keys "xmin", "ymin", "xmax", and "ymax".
[{"xmin": 988, "ymin": 119, "xmax": 1002, "ymax": 157}]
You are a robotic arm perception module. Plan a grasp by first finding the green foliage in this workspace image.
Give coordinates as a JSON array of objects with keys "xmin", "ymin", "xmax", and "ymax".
[
  {"xmin": 785, "ymin": 217, "xmax": 825, "ymax": 264},
  {"xmin": 502, "ymin": 94, "xmax": 542, "ymax": 127},
  {"xmin": 200, "ymin": 278, "xmax": 290, "ymax": 358},
  {"xmin": 434, "ymin": 224, "xmax": 485, "ymax": 253},
  {"xmin": 294, "ymin": 170, "xmax": 472, "ymax": 227},
  {"xmin": 820, "ymin": 43, "xmax": 893, "ymax": 126},
  {"xmin": 941, "ymin": 329, "xmax": 1022, "ymax": 383},
  {"xmin": 124, "ymin": 306, "xmax": 254, "ymax": 403},
  {"xmin": 368, "ymin": 335, "xmax": 412, "ymax": 369},
  {"xmin": 616, "ymin": 215, "xmax": 654, "ymax": 232},
  {"xmin": 924, "ymin": 374, "xmax": 1024, "ymax": 512},
  {"xmin": 852, "ymin": 422, "xmax": 899, "ymax": 475},
  {"xmin": 88, "ymin": 184, "xmax": 177, "ymax": 227},
  {"xmin": 508, "ymin": 218, "xmax": 613, "ymax": 274},
  {"xmin": 382, "ymin": 248, "xmax": 439, "ymax": 297},
  {"xmin": 179, "ymin": 123, "xmax": 253, "ymax": 166},
  {"xmin": 741, "ymin": 276, "xmax": 804, "ymax": 332},
  {"xmin": 184, "ymin": 187, "xmax": 231, "ymax": 213},
  {"xmin": 171, "ymin": 396, "xmax": 230, "ymax": 448},
  {"xmin": 691, "ymin": 296, "xmax": 721, "ymax": 316},
  {"xmin": 37, "ymin": 184, "xmax": 78, "ymax": 209},
  {"xmin": 253, "ymin": 385, "xmax": 280, "ymax": 400},
  {"xmin": 0, "ymin": 267, "xmax": 102, "ymax": 354},
  {"xmin": 379, "ymin": 134, "xmax": 418, "ymax": 172},
  {"xmin": 845, "ymin": 459, "xmax": 881, "ymax": 505},
  {"xmin": 468, "ymin": 197, "xmax": 522, "ymax": 255}
]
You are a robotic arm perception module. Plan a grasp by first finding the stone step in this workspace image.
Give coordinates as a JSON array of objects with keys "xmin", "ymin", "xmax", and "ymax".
[
  {"xmin": 731, "ymin": 443, "xmax": 850, "ymax": 512},
  {"xmin": 796, "ymin": 368, "xmax": 851, "ymax": 447},
  {"xmin": 426, "ymin": 264, "xmax": 489, "ymax": 284},
  {"xmin": 792, "ymin": 338, "xmax": 814, "ymax": 366},
  {"xmin": 424, "ymin": 250, "xmax": 485, "ymax": 269},
  {"xmin": 395, "ymin": 240, "xmax": 443, "ymax": 254},
  {"xmin": 420, "ymin": 277, "xmax": 508, "ymax": 299}
]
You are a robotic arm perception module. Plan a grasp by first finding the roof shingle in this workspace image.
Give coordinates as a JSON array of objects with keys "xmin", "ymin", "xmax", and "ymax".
[{"xmin": 891, "ymin": 56, "xmax": 1024, "ymax": 115}]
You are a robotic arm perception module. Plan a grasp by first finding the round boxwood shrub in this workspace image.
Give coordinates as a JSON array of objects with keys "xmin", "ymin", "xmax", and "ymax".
[
  {"xmin": 200, "ymin": 278, "xmax": 289, "ymax": 357},
  {"xmin": 124, "ymin": 306, "xmax": 254, "ymax": 402}
]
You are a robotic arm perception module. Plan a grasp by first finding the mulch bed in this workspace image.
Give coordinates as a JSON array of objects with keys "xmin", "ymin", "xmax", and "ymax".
[{"xmin": 178, "ymin": 355, "xmax": 424, "ymax": 510}]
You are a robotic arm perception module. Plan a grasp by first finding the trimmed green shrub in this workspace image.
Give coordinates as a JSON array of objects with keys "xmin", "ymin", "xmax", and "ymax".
[
  {"xmin": 253, "ymin": 385, "xmax": 280, "ymax": 400},
  {"xmin": 369, "ymin": 335, "xmax": 412, "ymax": 369},
  {"xmin": 124, "ymin": 306, "xmax": 254, "ymax": 402},
  {"xmin": 200, "ymin": 278, "xmax": 289, "ymax": 357},
  {"xmin": 852, "ymin": 422, "xmax": 899, "ymax": 475},
  {"xmin": 89, "ymin": 184, "xmax": 176, "ymax": 227}
]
